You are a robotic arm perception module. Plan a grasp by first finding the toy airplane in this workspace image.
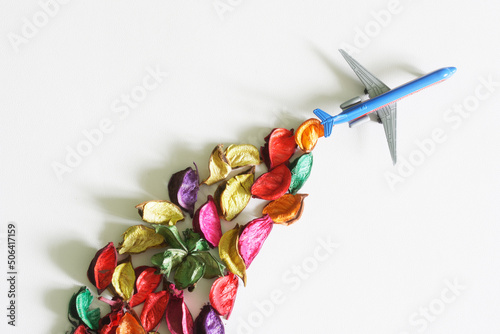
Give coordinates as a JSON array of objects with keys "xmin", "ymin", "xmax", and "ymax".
[{"xmin": 314, "ymin": 50, "xmax": 456, "ymax": 164}]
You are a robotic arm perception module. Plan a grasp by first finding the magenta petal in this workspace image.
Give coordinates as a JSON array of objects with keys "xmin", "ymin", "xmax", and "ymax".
[
  {"xmin": 194, "ymin": 305, "xmax": 225, "ymax": 334},
  {"xmin": 238, "ymin": 215, "xmax": 273, "ymax": 268},
  {"xmin": 193, "ymin": 195, "xmax": 222, "ymax": 248},
  {"xmin": 166, "ymin": 284, "xmax": 194, "ymax": 334}
]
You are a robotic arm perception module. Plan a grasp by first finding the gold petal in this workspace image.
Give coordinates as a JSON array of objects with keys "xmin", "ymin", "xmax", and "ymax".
[
  {"xmin": 112, "ymin": 261, "xmax": 136, "ymax": 301},
  {"xmin": 218, "ymin": 168, "xmax": 254, "ymax": 221},
  {"xmin": 118, "ymin": 225, "xmax": 166, "ymax": 255},
  {"xmin": 218, "ymin": 225, "xmax": 247, "ymax": 286},
  {"xmin": 136, "ymin": 200, "xmax": 184, "ymax": 226},
  {"xmin": 225, "ymin": 144, "xmax": 261, "ymax": 168},
  {"xmin": 202, "ymin": 144, "xmax": 232, "ymax": 185}
]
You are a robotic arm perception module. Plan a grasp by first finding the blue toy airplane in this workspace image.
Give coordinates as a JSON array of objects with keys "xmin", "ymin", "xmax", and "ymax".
[{"xmin": 314, "ymin": 50, "xmax": 456, "ymax": 164}]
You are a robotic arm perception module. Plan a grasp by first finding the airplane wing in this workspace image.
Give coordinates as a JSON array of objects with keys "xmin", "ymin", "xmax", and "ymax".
[
  {"xmin": 338, "ymin": 49, "xmax": 390, "ymax": 98},
  {"xmin": 377, "ymin": 104, "xmax": 398, "ymax": 164},
  {"xmin": 339, "ymin": 49, "xmax": 398, "ymax": 164}
]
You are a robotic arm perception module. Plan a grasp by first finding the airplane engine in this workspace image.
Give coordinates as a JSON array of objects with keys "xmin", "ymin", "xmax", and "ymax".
[
  {"xmin": 348, "ymin": 115, "xmax": 371, "ymax": 128},
  {"xmin": 340, "ymin": 96, "xmax": 362, "ymax": 110}
]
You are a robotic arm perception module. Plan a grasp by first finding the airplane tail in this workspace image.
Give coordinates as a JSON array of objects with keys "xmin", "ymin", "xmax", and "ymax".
[{"xmin": 313, "ymin": 108, "xmax": 334, "ymax": 137}]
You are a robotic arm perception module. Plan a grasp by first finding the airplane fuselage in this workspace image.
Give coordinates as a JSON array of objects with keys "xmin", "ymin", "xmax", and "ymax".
[{"xmin": 331, "ymin": 67, "xmax": 457, "ymax": 124}]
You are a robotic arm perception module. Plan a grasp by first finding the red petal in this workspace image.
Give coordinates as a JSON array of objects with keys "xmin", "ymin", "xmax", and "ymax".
[
  {"xmin": 74, "ymin": 324, "xmax": 90, "ymax": 334},
  {"xmin": 209, "ymin": 273, "xmax": 239, "ymax": 319},
  {"xmin": 261, "ymin": 128, "xmax": 296, "ymax": 170},
  {"xmin": 87, "ymin": 242, "xmax": 117, "ymax": 294},
  {"xmin": 129, "ymin": 267, "xmax": 162, "ymax": 307},
  {"xmin": 251, "ymin": 164, "xmax": 291, "ymax": 200},
  {"xmin": 140, "ymin": 291, "xmax": 169, "ymax": 332}
]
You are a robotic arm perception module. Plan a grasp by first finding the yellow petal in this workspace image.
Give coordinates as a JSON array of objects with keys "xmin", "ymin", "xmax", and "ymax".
[
  {"xmin": 112, "ymin": 261, "xmax": 136, "ymax": 301},
  {"xmin": 136, "ymin": 200, "xmax": 184, "ymax": 226},
  {"xmin": 217, "ymin": 168, "xmax": 254, "ymax": 221},
  {"xmin": 118, "ymin": 225, "xmax": 166, "ymax": 255},
  {"xmin": 219, "ymin": 225, "xmax": 247, "ymax": 286},
  {"xmin": 202, "ymin": 144, "xmax": 232, "ymax": 185},
  {"xmin": 225, "ymin": 144, "xmax": 261, "ymax": 168}
]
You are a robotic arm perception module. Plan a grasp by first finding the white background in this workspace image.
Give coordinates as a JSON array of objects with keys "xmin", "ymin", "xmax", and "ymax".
[{"xmin": 1, "ymin": 0, "xmax": 499, "ymax": 333}]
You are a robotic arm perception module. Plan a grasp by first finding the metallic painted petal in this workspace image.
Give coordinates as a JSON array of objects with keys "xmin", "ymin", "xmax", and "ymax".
[
  {"xmin": 262, "ymin": 193, "xmax": 308, "ymax": 225},
  {"xmin": 224, "ymin": 144, "xmax": 261, "ymax": 168},
  {"xmin": 118, "ymin": 225, "xmax": 166, "ymax": 255},
  {"xmin": 136, "ymin": 200, "xmax": 185, "ymax": 226},
  {"xmin": 238, "ymin": 215, "xmax": 273, "ymax": 267},
  {"xmin": 202, "ymin": 145, "xmax": 232, "ymax": 186},
  {"xmin": 288, "ymin": 153, "xmax": 313, "ymax": 195},
  {"xmin": 218, "ymin": 226, "xmax": 247, "ymax": 286}
]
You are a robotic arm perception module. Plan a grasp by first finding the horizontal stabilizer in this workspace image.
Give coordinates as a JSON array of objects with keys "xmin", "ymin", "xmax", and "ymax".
[{"xmin": 313, "ymin": 108, "xmax": 334, "ymax": 137}]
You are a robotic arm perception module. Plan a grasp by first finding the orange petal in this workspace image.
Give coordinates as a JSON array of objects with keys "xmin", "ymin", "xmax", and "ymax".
[
  {"xmin": 295, "ymin": 119, "xmax": 324, "ymax": 152},
  {"xmin": 262, "ymin": 194, "xmax": 308, "ymax": 225}
]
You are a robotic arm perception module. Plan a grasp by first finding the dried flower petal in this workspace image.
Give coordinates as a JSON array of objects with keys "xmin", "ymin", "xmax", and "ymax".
[
  {"xmin": 260, "ymin": 128, "xmax": 296, "ymax": 170},
  {"xmin": 116, "ymin": 312, "xmax": 146, "ymax": 334},
  {"xmin": 87, "ymin": 242, "xmax": 117, "ymax": 294},
  {"xmin": 215, "ymin": 167, "xmax": 254, "ymax": 221},
  {"xmin": 262, "ymin": 193, "xmax": 308, "ymax": 225},
  {"xmin": 194, "ymin": 305, "xmax": 225, "ymax": 334},
  {"xmin": 193, "ymin": 195, "xmax": 222, "ymax": 248},
  {"xmin": 202, "ymin": 145, "xmax": 231, "ymax": 186},
  {"xmin": 151, "ymin": 249, "xmax": 188, "ymax": 277},
  {"xmin": 136, "ymin": 200, "xmax": 184, "ymax": 226},
  {"xmin": 174, "ymin": 254, "xmax": 205, "ymax": 290},
  {"xmin": 183, "ymin": 229, "xmax": 210, "ymax": 253},
  {"xmin": 75, "ymin": 287, "xmax": 100, "ymax": 330},
  {"xmin": 118, "ymin": 225, "xmax": 166, "ymax": 255},
  {"xmin": 73, "ymin": 324, "xmax": 91, "ymax": 334},
  {"xmin": 209, "ymin": 273, "xmax": 239, "ymax": 319},
  {"xmin": 218, "ymin": 226, "xmax": 247, "ymax": 286},
  {"xmin": 168, "ymin": 164, "xmax": 200, "ymax": 217},
  {"xmin": 129, "ymin": 267, "xmax": 162, "ymax": 307},
  {"xmin": 295, "ymin": 118, "xmax": 324, "ymax": 152},
  {"xmin": 153, "ymin": 224, "xmax": 187, "ymax": 251},
  {"xmin": 166, "ymin": 285, "xmax": 194, "ymax": 334},
  {"xmin": 191, "ymin": 251, "xmax": 225, "ymax": 279},
  {"xmin": 98, "ymin": 307, "xmax": 124, "ymax": 334},
  {"xmin": 112, "ymin": 261, "xmax": 136, "ymax": 301},
  {"xmin": 238, "ymin": 215, "xmax": 273, "ymax": 267},
  {"xmin": 140, "ymin": 290, "xmax": 169, "ymax": 332},
  {"xmin": 288, "ymin": 153, "xmax": 313, "ymax": 195},
  {"xmin": 250, "ymin": 164, "xmax": 292, "ymax": 201},
  {"xmin": 224, "ymin": 144, "xmax": 261, "ymax": 168}
]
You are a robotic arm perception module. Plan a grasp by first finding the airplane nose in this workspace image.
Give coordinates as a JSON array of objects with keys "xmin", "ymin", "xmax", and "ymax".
[{"xmin": 448, "ymin": 67, "xmax": 457, "ymax": 75}]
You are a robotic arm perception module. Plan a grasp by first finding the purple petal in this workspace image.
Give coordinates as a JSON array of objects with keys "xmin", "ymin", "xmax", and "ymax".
[
  {"xmin": 168, "ymin": 164, "xmax": 200, "ymax": 218},
  {"xmin": 194, "ymin": 305, "xmax": 224, "ymax": 334}
]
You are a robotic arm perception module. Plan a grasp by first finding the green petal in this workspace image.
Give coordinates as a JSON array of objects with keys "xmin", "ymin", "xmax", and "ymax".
[
  {"xmin": 183, "ymin": 229, "xmax": 210, "ymax": 253},
  {"xmin": 75, "ymin": 287, "xmax": 100, "ymax": 330},
  {"xmin": 289, "ymin": 153, "xmax": 313, "ymax": 194},
  {"xmin": 173, "ymin": 254, "xmax": 206, "ymax": 290},
  {"xmin": 153, "ymin": 224, "xmax": 187, "ymax": 251},
  {"xmin": 152, "ymin": 249, "xmax": 187, "ymax": 277},
  {"xmin": 192, "ymin": 251, "xmax": 226, "ymax": 279}
]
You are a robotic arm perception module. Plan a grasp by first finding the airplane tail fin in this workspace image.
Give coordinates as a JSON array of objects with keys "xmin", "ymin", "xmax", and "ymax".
[{"xmin": 313, "ymin": 108, "xmax": 334, "ymax": 137}]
